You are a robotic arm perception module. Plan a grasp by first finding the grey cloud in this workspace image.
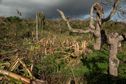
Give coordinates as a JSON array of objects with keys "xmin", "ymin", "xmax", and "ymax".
[
  {"xmin": 0, "ymin": 0, "xmax": 124, "ymax": 19},
  {"xmin": 0, "ymin": 0, "xmax": 95, "ymax": 18}
]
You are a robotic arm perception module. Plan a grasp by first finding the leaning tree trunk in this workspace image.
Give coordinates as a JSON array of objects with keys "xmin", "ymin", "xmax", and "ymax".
[{"xmin": 108, "ymin": 33, "xmax": 124, "ymax": 76}]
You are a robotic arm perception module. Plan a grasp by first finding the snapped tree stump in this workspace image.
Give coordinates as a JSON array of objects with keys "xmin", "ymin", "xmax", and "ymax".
[{"xmin": 108, "ymin": 32, "xmax": 124, "ymax": 76}]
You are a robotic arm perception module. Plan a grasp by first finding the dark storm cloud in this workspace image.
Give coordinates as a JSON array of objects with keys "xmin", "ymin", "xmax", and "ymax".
[
  {"xmin": 23, "ymin": 0, "xmax": 94, "ymax": 18},
  {"xmin": 0, "ymin": 0, "xmax": 94, "ymax": 18},
  {"xmin": 0, "ymin": 0, "xmax": 124, "ymax": 19},
  {"xmin": 41, "ymin": 0, "xmax": 93, "ymax": 18}
]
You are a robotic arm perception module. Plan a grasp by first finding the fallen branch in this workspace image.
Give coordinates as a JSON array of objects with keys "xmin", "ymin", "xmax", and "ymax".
[
  {"xmin": 0, "ymin": 69, "xmax": 30, "ymax": 83},
  {"xmin": 9, "ymin": 57, "xmax": 20, "ymax": 71},
  {"xmin": 18, "ymin": 59, "xmax": 33, "ymax": 78},
  {"xmin": 10, "ymin": 57, "xmax": 34, "ymax": 78},
  {"xmin": 0, "ymin": 69, "xmax": 46, "ymax": 84}
]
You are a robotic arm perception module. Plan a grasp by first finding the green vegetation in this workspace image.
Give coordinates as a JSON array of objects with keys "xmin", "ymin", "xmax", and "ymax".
[{"xmin": 0, "ymin": 17, "xmax": 126, "ymax": 84}]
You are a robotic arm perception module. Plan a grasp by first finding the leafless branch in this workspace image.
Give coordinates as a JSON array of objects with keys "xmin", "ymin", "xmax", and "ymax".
[
  {"xmin": 57, "ymin": 9, "xmax": 90, "ymax": 34},
  {"xmin": 102, "ymin": 0, "xmax": 120, "ymax": 22}
]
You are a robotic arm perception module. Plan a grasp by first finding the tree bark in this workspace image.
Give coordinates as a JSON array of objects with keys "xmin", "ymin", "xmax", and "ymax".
[
  {"xmin": 108, "ymin": 33, "xmax": 124, "ymax": 76},
  {"xmin": 94, "ymin": 34, "xmax": 101, "ymax": 50},
  {"xmin": 89, "ymin": 2, "xmax": 103, "ymax": 50},
  {"xmin": 93, "ymin": 16, "xmax": 102, "ymax": 50},
  {"xmin": 109, "ymin": 44, "xmax": 119, "ymax": 76}
]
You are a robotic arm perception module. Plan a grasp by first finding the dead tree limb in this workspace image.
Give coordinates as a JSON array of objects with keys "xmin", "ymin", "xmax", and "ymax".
[
  {"xmin": 57, "ymin": 9, "xmax": 90, "ymax": 34},
  {"xmin": 108, "ymin": 32, "xmax": 124, "ymax": 76},
  {"xmin": 9, "ymin": 57, "xmax": 33, "ymax": 78},
  {"xmin": 0, "ymin": 69, "xmax": 30, "ymax": 83},
  {"xmin": 9, "ymin": 57, "xmax": 20, "ymax": 71},
  {"xmin": 102, "ymin": 0, "xmax": 120, "ymax": 22},
  {"xmin": 0, "ymin": 69, "xmax": 46, "ymax": 84},
  {"xmin": 18, "ymin": 59, "xmax": 33, "ymax": 78}
]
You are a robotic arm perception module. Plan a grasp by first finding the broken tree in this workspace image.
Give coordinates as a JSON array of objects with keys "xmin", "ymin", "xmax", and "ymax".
[
  {"xmin": 89, "ymin": 0, "xmax": 120, "ymax": 50},
  {"xmin": 57, "ymin": 0, "xmax": 120, "ymax": 50},
  {"xmin": 35, "ymin": 12, "xmax": 45, "ymax": 41},
  {"xmin": 89, "ymin": 2, "xmax": 104, "ymax": 50},
  {"xmin": 108, "ymin": 32, "xmax": 124, "ymax": 76}
]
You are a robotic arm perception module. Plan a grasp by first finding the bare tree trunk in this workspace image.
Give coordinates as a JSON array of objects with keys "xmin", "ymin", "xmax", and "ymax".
[
  {"xmin": 57, "ymin": 0, "xmax": 120, "ymax": 50},
  {"xmin": 87, "ymin": 2, "xmax": 103, "ymax": 50},
  {"xmin": 93, "ymin": 17, "xmax": 102, "ymax": 50},
  {"xmin": 108, "ymin": 33, "xmax": 124, "ymax": 76},
  {"xmin": 36, "ymin": 12, "xmax": 39, "ymax": 41},
  {"xmin": 94, "ymin": 34, "xmax": 101, "ymax": 50},
  {"xmin": 109, "ymin": 44, "xmax": 119, "ymax": 76},
  {"xmin": 90, "ymin": 0, "xmax": 120, "ymax": 50}
]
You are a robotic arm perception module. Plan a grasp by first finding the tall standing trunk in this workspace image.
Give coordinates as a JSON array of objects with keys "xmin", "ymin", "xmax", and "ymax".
[
  {"xmin": 94, "ymin": 35, "xmax": 101, "ymax": 50},
  {"xmin": 109, "ymin": 43, "xmax": 119, "ymax": 76},
  {"xmin": 91, "ymin": 0, "xmax": 120, "ymax": 50},
  {"xmin": 89, "ymin": 3, "xmax": 103, "ymax": 50},
  {"xmin": 108, "ymin": 33, "xmax": 124, "ymax": 76},
  {"xmin": 93, "ymin": 20, "xmax": 101, "ymax": 50},
  {"xmin": 36, "ymin": 12, "xmax": 39, "ymax": 41}
]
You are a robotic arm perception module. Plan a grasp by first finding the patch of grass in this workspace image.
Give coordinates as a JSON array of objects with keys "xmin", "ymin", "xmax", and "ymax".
[{"xmin": 0, "ymin": 18, "xmax": 126, "ymax": 83}]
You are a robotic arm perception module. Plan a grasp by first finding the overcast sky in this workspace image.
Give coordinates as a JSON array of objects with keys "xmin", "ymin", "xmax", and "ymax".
[{"xmin": 0, "ymin": 0, "xmax": 125, "ymax": 19}]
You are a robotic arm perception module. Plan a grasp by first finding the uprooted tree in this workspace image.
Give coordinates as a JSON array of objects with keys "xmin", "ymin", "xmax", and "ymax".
[
  {"xmin": 58, "ymin": 0, "xmax": 121, "ymax": 50},
  {"xmin": 108, "ymin": 32, "xmax": 124, "ymax": 76}
]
